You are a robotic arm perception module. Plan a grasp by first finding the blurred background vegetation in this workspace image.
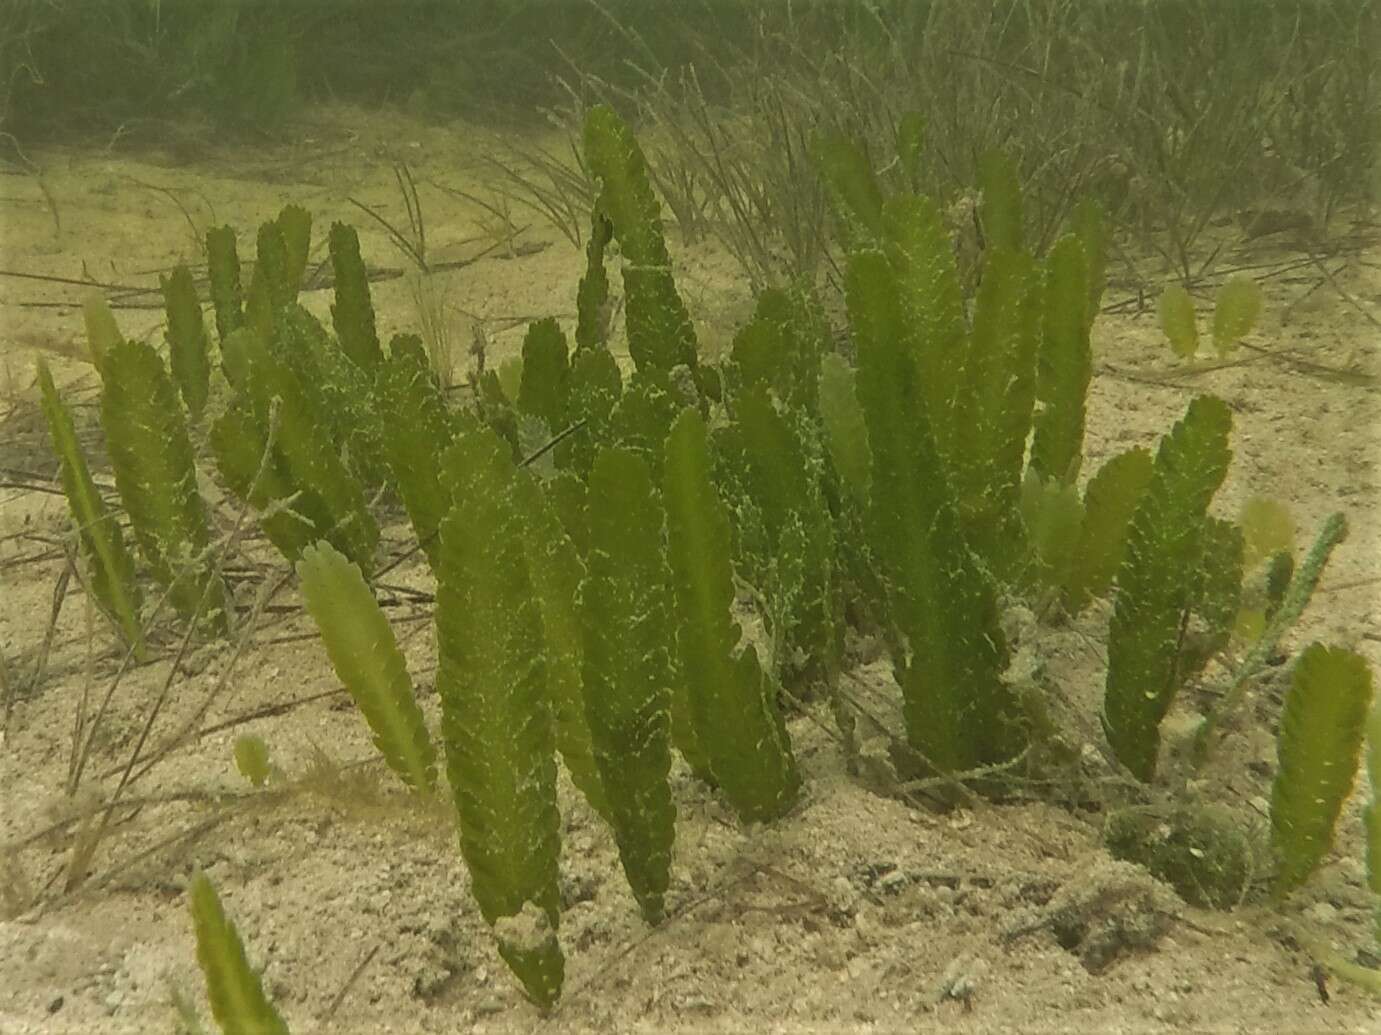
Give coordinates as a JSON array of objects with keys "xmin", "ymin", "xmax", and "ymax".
[
  {"xmin": 1, "ymin": 0, "xmax": 1375, "ymax": 285},
  {"xmin": 0, "ymin": 0, "xmax": 746, "ymax": 134}
]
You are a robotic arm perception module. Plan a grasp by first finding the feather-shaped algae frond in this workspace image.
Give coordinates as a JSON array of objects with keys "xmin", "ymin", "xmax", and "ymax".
[
  {"xmin": 558, "ymin": 346, "xmax": 622, "ymax": 478},
  {"xmin": 607, "ymin": 368, "xmax": 683, "ymax": 484},
  {"xmin": 433, "ymin": 428, "xmax": 564, "ymax": 1006},
  {"xmin": 949, "ymin": 243, "xmax": 1041, "ymax": 582},
  {"xmin": 512, "ymin": 474, "xmax": 610, "ymax": 823},
  {"xmin": 1062, "ymin": 447, "xmax": 1155, "ymax": 615},
  {"xmin": 100, "ymin": 339, "xmax": 228, "ymax": 633},
  {"xmin": 36, "ymin": 357, "xmax": 145, "ymax": 658},
  {"xmin": 188, "ymin": 872, "xmax": 290, "ymax": 1035},
  {"xmin": 372, "ymin": 334, "xmax": 454, "ymax": 567},
  {"xmin": 274, "ymin": 204, "xmax": 312, "ymax": 301},
  {"xmin": 161, "ymin": 265, "xmax": 212, "ymax": 421},
  {"xmin": 1271, "ymin": 644, "xmax": 1374, "ymax": 896},
  {"xmin": 237, "ymin": 325, "xmax": 379, "ymax": 566},
  {"xmin": 328, "ymin": 221, "xmax": 382, "ymax": 371},
  {"xmin": 205, "ymin": 225, "xmax": 244, "ymax": 343},
  {"xmin": 977, "ymin": 148, "xmax": 1023, "ymax": 254},
  {"xmin": 208, "ymin": 399, "xmax": 326, "ymax": 564},
  {"xmin": 727, "ymin": 286, "xmax": 825, "ymax": 414},
  {"xmin": 846, "ymin": 250, "xmax": 1022, "ymax": 775},
  {"xmin": 1212, "ymin": 274, "xmax": 1262, "ymax": 356},
  {"xmin": 1030, "ymin": 233, "xmax": 1092, "ymax": 485},
  {"xmin": 1102, "ymin": 395, "xmax": 1232, "ymax": 782},
  {"xmin": 581, "ymin": 446, "xmax": 677, "ymax": 924},
  {"xmin": 516, "ymin": 317, "xmax": 571, "ymax": 436},
  {"xmin": 664, "ymin": 408, "xmax": 800, "ymax": 823},
  {"xmin": 574, "ymin": 209, "xmax": 613, "ymax": 351},
  {"xmin": 296, "ymin": 540, "xmax": 436, "ymax": 794},
  {"xmin": 1159, "ymin": 283, "xmax": 1199, "ymax": 359},
  {"xmin": 1194, "ymin": 512, "xmax": 1349, "ymax": 766},
  {"xmin": 713, "ymin": 386, "xmax": 840, "ymax": 689},
  {"xmin": 583, "ymin": 104, "xmax": 698, "ymax": 375},
  {"xmin": 813, "ymin": 130, "xmax": 884, "ymax": 248},
  {"xmin": 817, "ymin": 353, "xmax": 870, "ymax": 505},
  {"xmin": 82, "ymin": 295, "xmax": 122, "ymax": 370},
  {"xmin": 253, "ymin": 219, "xmax": 295, "ymax": 311},
  {"xmin": 1068, "ymin": 197, "xmax": 1108, "ymax": 328},
  {"xmin": 878, "ymin": 193, "xmax": 964, "ymax": 467}
]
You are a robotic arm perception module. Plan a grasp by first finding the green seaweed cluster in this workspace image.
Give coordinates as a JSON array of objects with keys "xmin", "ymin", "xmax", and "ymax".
[{"xmin": 34, "ymin": 105, "xmax": 1378, "ymax": 1020}]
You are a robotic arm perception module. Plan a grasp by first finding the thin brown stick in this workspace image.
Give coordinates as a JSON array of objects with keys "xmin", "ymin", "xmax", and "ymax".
[
  {"xmin": 0, "ymin": 268, "xmax": 144, "ymax": 293},
  {"xmin": 65, "ymin": 584, "xmax": 95, "ymax": 789},
  {"xmin": 324, "ymin": 943, "xmax": 382, "ymax": 1020},
  {"xmin": 28, "ymin": 554, "xmax": 71, "ymax": 697},
  {"xmin": 0, "ymin": 637, "xmax": 15, "ymax": 736}
]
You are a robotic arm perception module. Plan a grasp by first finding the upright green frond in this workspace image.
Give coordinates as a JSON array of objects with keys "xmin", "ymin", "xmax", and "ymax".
[
  {"xmin": 1069, "ymin": 198, "xmax": 1108, "ymax": 328},
  {"xmin": 517, "ymin": 317, "xmax": 571, "ymax": 434},
  {"xmin": 1365, "ymin": 702, "xmax": 1381, "ymax": 932},
  {"xmin": 977, "ymin": 149, "xmax": 1022, "ymax": 254},
  {"xmin": 512, "ymin": 476, "xmax": 609, "ymax": 822},
  {"xmin": 1265, "ymin": 550, "xmax": 1295, "ymax": 621},
  {"xmin": 846, "ymin": 251, "xmax": 1022, "ymax": 773},
  {"xmin": 575, "ymin": 210, "xmax": 613, "ymax": 352},
  {"xmin": 297, "ymin": 540, "xmax": 436, "ymax": 794},
  {"xmin": 233, "ymin": 733, "xmax": 272, "ymax": 788},
  {"xmin": 328, "ymin": 222, "xmax": 382, "ymax": 370},
  {"xmin": 236, "ymin": 328, "xmax": 378, "ymax": 566},
  {"xmin": 36, "ymin": 358, "xmax": 145, "ymax": 657},
  {"xmin": 274, "ymin": 204, "xmax": 312, "ymax": 299},
  {"xmin": 1180, "ymin": 517, "xmax": 1244, "ymax": 678},
  {"xmin": 665, "ymin": 409, "xmax": 800, "ymax": 822},
  {"xmin": 272, "ymin": 304, "xmax": 387, "ymax": 491},
  {"xmin": 557, "ymin": 347, "xmax": 622, "ymax": 478},
  {"xmin": 243, "ymin": 262, "xmax": 275, "ymax": 340},
  {"xmin": 952, "ymin": 246, "xmax": 1041, "ymax": 581},
  {"xmin": 1021, "ymin": 469, "xmax": 1084, "ymax": 595},
  {"xmin": 1159, "ymin": 284, "xmax": 1199, "ymax": 359},
  {"xmin": 1103, "ymin": 396, "xmax": 1233, "ymax": 782},
  {"xmin": 896, "ymin": 112, "xmax": 926, "ymax": 190},
  {"xmin": 608, "ymin": 368, "xmax": 683, "ymax": 483},
  {"xmin": 208, "ymin": 400, "xmax": 327, "ymax": 564},
  {"xmin": 1030, "ymin": 234, "xmax": 1091, "ymax": 484},
  {"xmin": 1271, "ymin": 644, "xmax": 1374, "ymax": 895},
  {"xmin": 188, "ymin": 873, "xmax": 290, "ymax": 1035},
  {"xmin": 373, "ymin": 334, "xmax": 454, "ymax": 566},
  {"xmin": 1239, "ymin": 496, "xmax": 1296, "ymax": 570},
  {"xmin": 814, "ymin": 131, "xmax": 884, "ymax": 247},
  {"xmin": 581, "ymin": 447, "xmax": 677, "ymax": 924},
  {"xmin": 1063, "ymin": 448, "xmax": 1155, "ymax": 614},
  {"xmin": 1194, "ymin": 513, "xmax": 1349, "ymax": 766},
  {"xmin": 817, "ymin": 353, "xmax": 870, "ymax": 505},
  {"xmin": 498, "ymin": 356, "xmax": 523, "ymax": 405},
  {"xmin": 253, "ymin": 220, "xmax": 295, "ymax": 310},
  {"xmin": 880, "ymin": 194, "xmax": 965, "ymax": 465},
  {"xmin": 434, "ymin": 429, "xmax": 564, "ymax": 1006},
  {"xmin": 205, "ymin": 225, "xmax": 245, "ymax": 343},
  {"xmin": 728, "ymin": 286, "xmax": 825, "ymax": 413},
  {"xmin": 218, "ymin": 326, "xmax": 254, "ymax": 393},
  {"xmin": 1212, "ymin": 275, "xmax": 1263, "ymax": 356},
  {"xmin": 547, "ymin": 470, "xmax": 589, "ymax": 556},
  {"xmin": 715, "ymin": 388, "xmax": 840, "ymax": 687},
  {"xmin": 583, "ymin": 105, "xmax": 698, "ymax": 374},
  {"xmin": 475, "ymin": 367, "xmax": 521, "ymax": 460},
  {"xmin": 101, "ymin": 340, "xmax": 227, "ymax": 632},
  {"xmin": 82, "ymin": 296, "xmax": 122, "ymax": 370},
  {"xmin": 161, "ymin": 266, "xmax": 212, "ymax": 421}
]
